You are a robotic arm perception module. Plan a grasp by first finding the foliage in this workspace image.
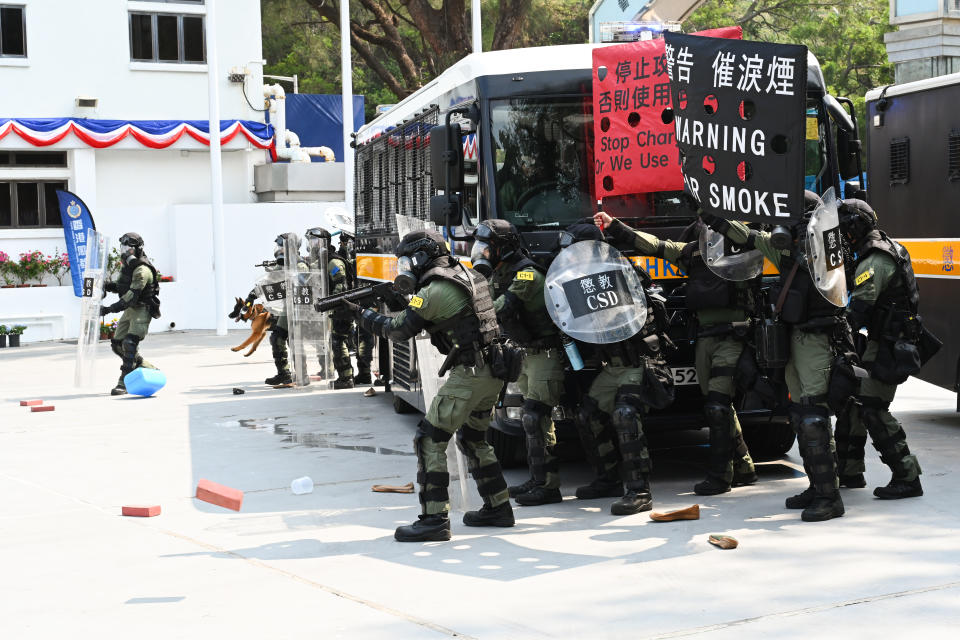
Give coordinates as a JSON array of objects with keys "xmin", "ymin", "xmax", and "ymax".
[
  {"xmin": 46, "ymin": 249, "xmax": 71, "ymax": 286},
  {"xmin": 686, "ymin": 0, "xmax": 894, "ymax": 136},
  {"xmin": 0, "ymin": 251, "xmax": 13, "ymax": 286},
  {"xmin": 9, "ymin": 324, "xmax": 26, "ymax": 335},
  {"xmin": 261, "ymin": 0, "xmax": 592, "ymax": 120},
  {"xmin": 107, "ymin": 247, "xmax": 122, "ymax": 279},
  {"xmin": 0, "ymin": 325, "xmax": 6, "ymax": 335},
  {"xmin": 100, "ymin": 318, "xmax": 118, "ymax": 340},
  {"xmin": 15, "ymin": 250, "xmax": 47, "ymax": 285}
]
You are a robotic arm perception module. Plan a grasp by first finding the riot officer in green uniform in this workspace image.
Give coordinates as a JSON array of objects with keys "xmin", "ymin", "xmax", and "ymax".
[
  {"xmin": 347, "ymin": 230, "xmax": 514, "ymax": 542},
  {"xmin": 251, "ymin": 233, "xmax": 305, "ymax": 387},
  {"xmin": 558, "ymin": 221, "xmax": 674, "ymax": 516},
  {"xmin": 305, "ymin": 227, "xmax": 354, "ymax": 389},
  {"xmin": 471, "ymin": 220, "xmax": 566, "ymax": 506},
  {"xmin": 701, "ymin": 192, "xmax": 846, "ymax": 522},
  {"xmin": 100, "ymin": 232, "xmax": 160, "ymax": 396},
  {"xmin": 836, "ymin": 199, "xmax": 924, "ymax": 499},
  {"xmin": 596, "ymin": 211, "xmax": 758, "ymax": 495},
  {"xmin": 336, "ymin": 230, "xmax": 376, "ymax": 385}
]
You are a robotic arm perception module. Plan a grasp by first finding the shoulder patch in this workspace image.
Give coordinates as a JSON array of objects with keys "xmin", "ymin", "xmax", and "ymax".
[
  {"xmin": 515, "ymin": 270, "xmax": 535, "ymax": 281},
  {"xmin": 409, "ymin": 295, "xmax": 424, "ymax": 309},
  {"xmin": 855, "ymin": 268, "xmax": 874, "ymax": 286}
]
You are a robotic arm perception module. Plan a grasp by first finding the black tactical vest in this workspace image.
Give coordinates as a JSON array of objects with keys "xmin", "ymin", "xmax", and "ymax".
[
  {"xmin": 492, "ymin": 256, "xmax": 557, "ymax": 346},
  {"xmin": 420, "ymin": 259, "xmax": 500, "ymax": 363},
  {"xmin": 116, "ymin": 255, "xmax": 160, "ymax": 304},
  {"xmin": 857, "ymin": 230, "xmax": 920, "ymax": 313},
  {"xmin": 771, "ymin": 250, "xmax": 840, "ymax": 325},
  {"xmin": 680, "ymin": 242, "xmax": 744, "ymax": 311}
]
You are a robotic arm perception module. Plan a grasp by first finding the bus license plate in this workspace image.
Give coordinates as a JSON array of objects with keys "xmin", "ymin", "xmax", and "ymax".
[{"xmin": 671, "ymin": 367, "xmax": 698, "ymax": 386}]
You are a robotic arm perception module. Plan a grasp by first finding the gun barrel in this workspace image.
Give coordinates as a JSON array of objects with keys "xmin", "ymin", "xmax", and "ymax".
[{"xmin": 315, "ymin": 285, "xmax": 379, "ymax": 312}]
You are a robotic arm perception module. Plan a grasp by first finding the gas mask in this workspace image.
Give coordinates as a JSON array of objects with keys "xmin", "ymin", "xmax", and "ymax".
[
  {"xmin": 118, "ymin": 232, "xmax": 144, "ymax": 265},
  {"xmin": 769, "ymin": 225, "xmax": 793, "ymax": 251},
  {"xmin": 394, "ymin": 251, "xmax": 431, "ymax": 294},
  {"xmin": 470, "ymin": 241, "xmax": 496, "ymax": 278}
]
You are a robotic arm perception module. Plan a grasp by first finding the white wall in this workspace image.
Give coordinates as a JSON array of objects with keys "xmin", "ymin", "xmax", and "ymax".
[
  {"xmin": 0, "ymin": 0, "xmax": 264, "ymax": 121},
  {"xmin": 0, "ymin": 201, "xmax": 351, "ymax": 342}
]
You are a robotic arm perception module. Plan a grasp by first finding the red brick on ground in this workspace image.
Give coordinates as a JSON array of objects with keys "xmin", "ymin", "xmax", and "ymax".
[
  {"xmin": 30, "ymin": 405, "xmax": 54, "ymax": 413},
  {"xmin": 122, "ymin": 505, "xmax": 161, "ymax": 517},
  {"xmin": 20, "ymin": 400, "xmax": 43, "ymax": 406},
  {"xmin": 195, "ymin": 478, "xmax": 243, "ymax": 511}
]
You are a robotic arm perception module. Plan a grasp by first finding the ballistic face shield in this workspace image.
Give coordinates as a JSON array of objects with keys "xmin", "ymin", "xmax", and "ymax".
[
  {"xmin": 544, "ymin": 240, "xmax": 648, "ymax": 344},
  {"xmin": 699, "ymin": 227, "xmax": 764, "ymax": 281},
  {"xmin": 805, "ymin": 188, "xmax": 848, "ymax": 307}
]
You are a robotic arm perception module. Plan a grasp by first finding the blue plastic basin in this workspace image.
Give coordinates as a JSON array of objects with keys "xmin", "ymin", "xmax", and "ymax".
[{"xmin": 124, "ymin": 368, "xmax": 167, "ymax": 397}]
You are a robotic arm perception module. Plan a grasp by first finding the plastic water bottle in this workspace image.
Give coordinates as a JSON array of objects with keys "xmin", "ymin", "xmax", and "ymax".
[
  {"xmin": 291, "ymin": 476, "xmax": 314, "ymax": 495},
  {"xmin": 562, "ymin": 335, "xmax": 584, "ymax": 371}
]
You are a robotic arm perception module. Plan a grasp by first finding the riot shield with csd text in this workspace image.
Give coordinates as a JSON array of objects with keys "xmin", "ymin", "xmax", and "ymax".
[
  {"xmin": 284, "ymin": 235, "xmax": 326, "ymax": 388},
  {"xmin": 255, "ymin": 270, "xmax": 287, "ymax": 315},
  {"xmin": 306, "ymin": 235, "xmax": 333, "ymax": 384},
  {"xmin": 75, "ymin": 231, "xmax": 111, "ymax": 388},
  {"xmin": 699, "ymin": 227, "xmax": 764, "ymax": 281},
  {"xmin": 805, "ymin": 188, "xmax": 847, "ymax": 307},
  {"xmin": 544, "ymin": 240, "xmax": 648, "ymax": 344}
]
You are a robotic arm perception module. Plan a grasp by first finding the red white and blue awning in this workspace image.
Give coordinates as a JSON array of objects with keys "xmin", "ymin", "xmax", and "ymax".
[{"xmin": 0, "ymin": 118, "xmax": 274, "ymax": 150}]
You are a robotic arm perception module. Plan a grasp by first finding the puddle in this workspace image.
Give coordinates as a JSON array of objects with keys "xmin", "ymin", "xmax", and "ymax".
[{"xmin": 219, "ymin": 416, "xmax": 413, "ymax": 457}]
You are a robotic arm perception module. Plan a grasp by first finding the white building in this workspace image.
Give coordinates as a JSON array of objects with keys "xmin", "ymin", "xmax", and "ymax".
[{"xmin": 0, "ymin": 0, "xmax": 346, "ymax": 342}]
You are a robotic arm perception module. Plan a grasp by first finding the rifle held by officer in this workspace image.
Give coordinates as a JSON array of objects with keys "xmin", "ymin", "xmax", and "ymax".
[{"xmin": 314, "ymin": 282, "xmax": 406, "ymax": 313}]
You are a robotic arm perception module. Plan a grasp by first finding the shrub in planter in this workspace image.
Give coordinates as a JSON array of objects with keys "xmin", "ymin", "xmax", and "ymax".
[
  {"xmin": 17, "ymin": 250, "xmax": 47, "ymax": 286},
  {"xmin": 0, "ymin": 325, "xmax": 7, "ymax": 348},
  {"xmin": 46, "ymin": 250, "xmax": 71, "ymax": 286},
  {"xmin": 8, "ymin": 325, "xmax": 25, "ymax": 347},
  {"xmin": 100, "ymin": 319, "xmax": 118, "ymax": 341},
  {"xmin": 0, "ymin": 251, "xmax": 15, "ymax": 287}
]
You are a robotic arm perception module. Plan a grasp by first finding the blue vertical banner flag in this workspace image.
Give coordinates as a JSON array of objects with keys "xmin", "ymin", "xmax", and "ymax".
[{"xmin": 56, "ymin": 190, "xmax": 97, "ymax": 297}]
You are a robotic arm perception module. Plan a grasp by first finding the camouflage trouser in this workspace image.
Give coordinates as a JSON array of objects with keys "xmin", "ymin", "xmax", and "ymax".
[
  {"xmin": 516, "ymin": 347, "xmax": 565, "ymax": 488},
  {"xmin": 330, "ymin": 316, "xmax": 354, "ymax": 379},
  {"xmin": 785, "ymin": 328, "xmax": 838, "ymax": 492},
  {"xmin": 417, "ymin": 364, "xmax": 507, "ymax": 515},
  {"xmin": 356, "ymin": 326, "xmax": 375, "ymax": 375},
  {"xmin": 695, "ymin": 335, "xmax": 755, "ymax": 482},
  {"xmin": 579, "ymin": 363, "xmax": 651, "ymax": 491},
  {"xmin": 836, "ymin": 341, "xmax": 921, "ymax": 481}
]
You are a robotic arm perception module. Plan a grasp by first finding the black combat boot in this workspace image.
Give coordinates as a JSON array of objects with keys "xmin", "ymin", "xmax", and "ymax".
[
  {"xmin": 394, "ymin": 513, "xmax": 451, "ymax": 542},
  {"xmin": 508, "ymin": 477, "xmax": 536, "ymax": 498},
  {"xmin": 267, "ymin": 331, "xmax": 292, "ymax": 386},
  {"xmin": 732, "ymin": 469, "xmax": 759, "ymax": 487},
  {"xmin": 839, "ymin": 473, "xmax": 867, "ymax": 488},
  {"xmin": 265, "ymin": 371, "xmax": 293, "ymax": 386},
  {"xmin": 785, "ymin": 484, "xmax": 816, "ymax": 509},
  {"xmin": 874, "ymin": 475, "xmax": 923, "ymax": 499},
  {"xmin": 333, "ymin": 377, "xmax": 354, "ymax": 389},
  {"xmin": 354, "ymin": 370, "xmax": 372, "ymax": 385},
  {"xmin": 797, "ymin": 408, "xmax": 844, "ymax": 522},
  {"xmin": 574, "ymin": 399, "xmax": 623, "ymax": 499},
  {"xmin": 462, "ymin": 501, "xmax": 515, "ymax": 527},
  {"xmin": 516, "ymin": 485, "xmax": 562, "ymax": 506},
  {"xmin": 514, "ymin": 400, "xmax": 563, "ymax": 506},
  {"xmin": 695, "ymin": 397, "xmax": 737, "ymax": 496},
  {"xmin": 575, "ymin": 477, "xmax": 624, "ymax": 499},
  {"xmin": 111, "ymin": 376, "xmax": 127, "ymax": 396},
  {"xmin": 611, "ymin": 476, "xmax": 653, "ymax": 515}
]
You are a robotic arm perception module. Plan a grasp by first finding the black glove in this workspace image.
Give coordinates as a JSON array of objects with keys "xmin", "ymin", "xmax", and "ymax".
[
  {"xmin": 341, "ymin": 300, "xmax": 362, "ymax": 315},
  {"xmin": 99, "ymin": 305, "xmax": 110, "ymax": 316},
  {"xmin": 104, "ymin": 281, "xmax": 118, "ymax": 294},
  {"xmin": 699, "ymin": 211, "xmax": 730, "ymax": 234}
]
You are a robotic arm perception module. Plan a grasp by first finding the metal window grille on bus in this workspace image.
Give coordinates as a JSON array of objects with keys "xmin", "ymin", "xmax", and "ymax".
[{"xmin": 889, "ymin": 137, "xmax": 910, "ymax": 186}]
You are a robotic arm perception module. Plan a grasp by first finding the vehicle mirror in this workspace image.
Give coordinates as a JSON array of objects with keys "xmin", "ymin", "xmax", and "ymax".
[
  {"xmin": 430, "ymin": 194, "xmax": 460, "ymax": 226},
  {"xmin": 836, "ymin": 127, "xmax": 860, "ymax": 180},
  {"xmin": 823, "ymin": 94, "xmax": 854, "ymax": 133},
  {"xmin": 430, "ymin": 122, "xmax": 464, "ymax": 193}
]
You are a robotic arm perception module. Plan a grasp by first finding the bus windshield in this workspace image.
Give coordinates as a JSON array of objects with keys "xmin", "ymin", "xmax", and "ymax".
[{"xmin": 490, "ymin": 97, "xmax": 594, "ymax": 229}]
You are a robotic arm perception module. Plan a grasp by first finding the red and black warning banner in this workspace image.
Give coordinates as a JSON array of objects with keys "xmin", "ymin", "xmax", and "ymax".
[
  {"xmin": 663, "ymin": 32, "xmax": 807, "ymax": 222},
  {"xmin": 591, "ymin": 26, "xmax": 741, "ymax": 199}
]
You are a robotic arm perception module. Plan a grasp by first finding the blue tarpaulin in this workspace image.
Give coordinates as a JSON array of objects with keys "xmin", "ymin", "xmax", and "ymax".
[{"xmin": 282, "ymin": 94, "xmax": 365, "ymax": 162}]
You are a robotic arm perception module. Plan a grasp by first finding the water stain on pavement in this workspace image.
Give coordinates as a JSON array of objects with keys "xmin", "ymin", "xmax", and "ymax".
[{"xmin": 220, "ymin": 417, "xmax": 414, "ymax": 457}]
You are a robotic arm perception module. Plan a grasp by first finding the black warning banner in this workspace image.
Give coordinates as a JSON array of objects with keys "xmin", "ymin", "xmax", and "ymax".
[{"xmin": 663, "ymin": 32, "xmax": 807, "ymax": 222}]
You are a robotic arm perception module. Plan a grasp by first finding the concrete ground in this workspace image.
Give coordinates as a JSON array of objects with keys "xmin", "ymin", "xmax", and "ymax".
[{"xmin": 1, "ymin": 331, "xmax": 958, "ymax": 639}]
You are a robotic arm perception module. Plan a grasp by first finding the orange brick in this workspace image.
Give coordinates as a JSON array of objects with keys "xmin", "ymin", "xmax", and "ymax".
[
  {"xmin": 20, "ymin": 400, "xmax": 43, "ymax": 406},
  {"xmin": 122, "ymin": 505, "xmax": 161, "ymax": 517},
  {"xmin": 31, "ymin": 405, "xmax": 54, "ymax": 413},
  {"xmin": 195, "ymin": 478, "xmax": 243, "ymax": 511}
]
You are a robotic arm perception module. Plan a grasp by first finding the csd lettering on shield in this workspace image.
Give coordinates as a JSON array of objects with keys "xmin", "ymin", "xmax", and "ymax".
[{"xmin": 586, "ymin": 290, "xmax": 620, "ymax": 311}]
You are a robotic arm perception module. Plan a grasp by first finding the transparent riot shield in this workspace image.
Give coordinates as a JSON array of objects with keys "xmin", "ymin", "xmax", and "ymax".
[
  {"xmin": 544, "ymin": 240, "xmax": 648, "ymax": 344},
  {"xmin": 75, "ymin": 231, "xmax": 111, "ymax": 388},
  {"xmin": 306, "ymin": 236, "xmax": 333, "ymax": 384},
  {"xmin": 395, "ymin": 214, "xmax": 476, "ymax": 511},
  {"xmin": 805, "ymin": 187, "xmax": 847, "ymax": 307},
  {"xmin": 700, "ymin": 227, "xmax": 764, "ymax": 281},
  {"xmin": 255, "ymin": 270, "xmax": 287, "ymax": 315},
  {"xmin": 284, "ymin": 235, "xmax": 328, "ymax": 388}
]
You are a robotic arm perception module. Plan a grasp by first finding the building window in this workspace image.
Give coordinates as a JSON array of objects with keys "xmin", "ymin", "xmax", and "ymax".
[
  {"xmin": 130, "ymin": 12, "xmax": 205, "ymax": 64},
  {"xmin": 0, "ymin": 5, "xmax": 26, "ymax": 57},
  {"xmin": 0, "ymin": 181, "xmax": 67, "ymax": 228},
  {"xmin": 0, "ymin": 151, "xmax": 67, "ymax": 167}
]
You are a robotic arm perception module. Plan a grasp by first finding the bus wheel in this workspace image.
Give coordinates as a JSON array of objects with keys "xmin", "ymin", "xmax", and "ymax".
[
  {"xmin": 742, "ymin": 420, "xmax": 796, "ymax": 462},
  {"xmin": 392, "ymin": 394, "xmax": 417, "ymax": 414},
  {"xmin": 485, "ymin": 427, "xmax": 526, "ymax": 469}
]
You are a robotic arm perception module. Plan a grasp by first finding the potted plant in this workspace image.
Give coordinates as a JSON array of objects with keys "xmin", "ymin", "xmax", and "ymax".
[
  {"xmin": 99, "ymin": 318, "xmax": 118, "ymax": 341},
  {"xmin": 0, "ymin": 251, "xmax": 14, "ymax": 287},
  {"xmin": 17, "ymin": 250, "xmax": 46, "ymax": 286},
  {"xmin": 46, "ymin": 249, "xmax": 71, "ymax": 286},
  {"xmin": 0, "ymin": 325, "xmax": 7, "ymax": 348},
  {"xmin": 8, "ymin": 325, "xmax": 25, "ymax": 347}
]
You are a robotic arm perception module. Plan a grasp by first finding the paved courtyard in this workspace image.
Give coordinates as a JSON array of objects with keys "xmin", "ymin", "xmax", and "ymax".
[{"xmin": 1, "ymin": 331, "xmax": 958, "ymax": 638}]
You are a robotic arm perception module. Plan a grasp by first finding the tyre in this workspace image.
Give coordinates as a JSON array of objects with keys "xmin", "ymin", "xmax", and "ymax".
[
  {"xmin": 392, "ymin": 394, "xmax": 417, "ymax": 414},
  {"xmin": 486, "ymin": 427, "xmax": 526, "ymax": 469},
  {"xmin": 742, "ymin": 420, "xmax": 796, "ymax": 462}
]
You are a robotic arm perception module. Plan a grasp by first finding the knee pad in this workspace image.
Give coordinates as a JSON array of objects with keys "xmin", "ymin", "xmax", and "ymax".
[
  {"xmin": 521, "ymin": 399, "xmax": 550, "ymax": 435},
  {"xmin": 611, "ymin": 404, "xmax": 639, "ymax": 435},
  {"xmin": 454, "ymin": 424, "xmax": 485, "ymax": 459},
  {"xmin": 121, "ymin": 335, "xmax": 141, "ymax": 358},
  {"xmin": 703, "ymin": 401, "xmax": 732, "ymax": 430},
  {"xmin": 798, "ymin": 409, "xmax": 831, "ymax": 450},
  {"xmin": 416, "ymin": 419, "xmax": 453, "ymax": 445},
  {"xmin": 110, "ymin": 339, "xmax": 123, "ymax": 358}
]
